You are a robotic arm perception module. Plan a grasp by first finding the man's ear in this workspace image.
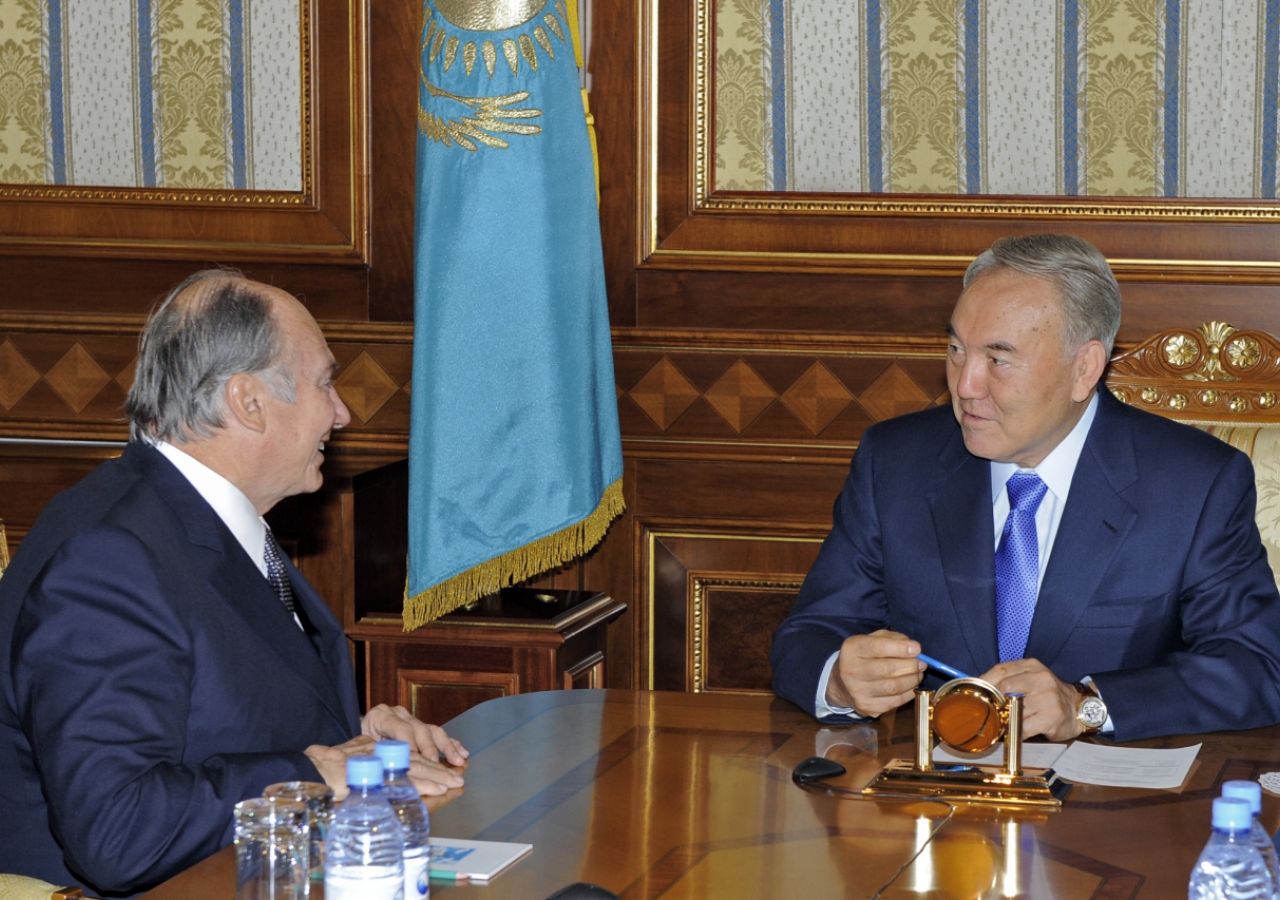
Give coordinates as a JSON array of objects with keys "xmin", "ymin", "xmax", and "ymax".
[
  {"xmin": 1071, "ymin": 339, "xmax": 1109, "ymax": 402},
  {"xmin": 225, "ymin": 373, "xmax": 268, "ymax": 434}
]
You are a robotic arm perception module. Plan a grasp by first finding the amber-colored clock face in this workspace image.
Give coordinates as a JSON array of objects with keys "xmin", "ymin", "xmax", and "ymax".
[{"xmin": 933, "ymin": 681, "xmax": 1006, "ymax": 752}]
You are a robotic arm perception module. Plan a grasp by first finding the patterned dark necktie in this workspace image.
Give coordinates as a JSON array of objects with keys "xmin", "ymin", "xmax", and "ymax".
[
  {"xmin": 995, "ymin": 472, "xmax": 1049, "ymax": 663},
  {"xmin": 263, "ymin": 529, "xmax": 296, "ymax": 616}
]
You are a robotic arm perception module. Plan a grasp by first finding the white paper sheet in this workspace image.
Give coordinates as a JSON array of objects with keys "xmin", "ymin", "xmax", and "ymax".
[
  {"xmin": 1049, "ymin": 741, "xmax": 1201, "ymax": 789},
  {"xmin": 933, "ymin": 742, "xmax": 1068, "ymax": 769}
]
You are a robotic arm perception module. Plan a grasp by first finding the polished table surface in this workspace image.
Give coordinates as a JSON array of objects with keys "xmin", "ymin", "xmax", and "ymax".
[{"xmin": 141, "ymin": 689, "xmax": 1280, "ymax": 899}]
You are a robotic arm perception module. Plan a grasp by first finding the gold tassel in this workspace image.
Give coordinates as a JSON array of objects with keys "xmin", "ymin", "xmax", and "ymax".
[{"xmin": 403, "ymin": 478, "xmax": 624, "ymax": 631}]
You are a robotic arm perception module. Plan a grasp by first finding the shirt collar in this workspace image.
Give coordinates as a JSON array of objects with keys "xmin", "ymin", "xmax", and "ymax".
[
  {"xmin": 990, "ymin": 391, "xmax": 1099, "ymax": 505},
  {"xmin": 156, "ymin": 441, "xmax": 268, "ymax": 576}
]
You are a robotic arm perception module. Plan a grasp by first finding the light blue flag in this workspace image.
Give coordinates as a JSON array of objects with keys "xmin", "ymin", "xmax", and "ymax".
[{"xmin": 406, "ymin": 0, "xmax": 624, "ymax": 628}]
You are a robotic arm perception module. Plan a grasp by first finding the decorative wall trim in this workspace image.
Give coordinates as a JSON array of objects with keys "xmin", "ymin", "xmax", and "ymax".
[
  {"xmin": 689, "ymin": 573, "xmax": 805, "ymax": 693},
  {"xmin": 644, "ymin": 527, "xmax": 825, "ymax": 691}
]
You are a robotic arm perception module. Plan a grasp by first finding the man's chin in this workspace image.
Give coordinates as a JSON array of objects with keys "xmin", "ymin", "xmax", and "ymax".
[{"xmin": 960, "ymin": 428, "xmax": 1006, "ymax": 462}]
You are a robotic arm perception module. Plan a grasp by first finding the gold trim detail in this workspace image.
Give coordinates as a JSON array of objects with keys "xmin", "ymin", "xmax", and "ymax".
[
  {"xmin": 403, "ymin": 478, "xmax": 625, "ymax": 630},
  {"xmin": 689, "ymin": 575, "xmax": 804, "ymax": 693}
]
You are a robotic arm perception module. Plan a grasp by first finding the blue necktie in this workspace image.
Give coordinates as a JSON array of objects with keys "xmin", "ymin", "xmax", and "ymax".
[{"xmin": 996, "ymin": 472, "xmax": 1049, "ymax": 663}]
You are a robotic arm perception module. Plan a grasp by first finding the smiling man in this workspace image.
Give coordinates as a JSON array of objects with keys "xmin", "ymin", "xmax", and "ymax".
[
  {"xmin": 772, "ymin": 234, "xmax": 1280, "ymax": 743},
  {"xmin": 0, "ymin": 272, "xmax": 467, "ymax": 896}
]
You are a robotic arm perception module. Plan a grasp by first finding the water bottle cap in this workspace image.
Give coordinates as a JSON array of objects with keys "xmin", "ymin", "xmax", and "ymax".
[
  {"xmin": 373, "ymin": 740, "xmax": 411, "ymax": 770},
  {"xmin": 346, "ymin": 755, "xmax": 385, "ymax": 787},
  {"xmin": 1222, "ymin": 780, "xmax": 1263, "ymax": 815},
  {"xmin": 1213, "ymin": 796, "xmax": 1254, "ymax": 831}
]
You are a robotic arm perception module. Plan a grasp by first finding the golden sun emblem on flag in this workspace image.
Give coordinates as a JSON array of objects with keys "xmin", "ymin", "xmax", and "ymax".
[
  {"xmin": 422, "ymin": 0, "xmax": 570, "ymax": 79},
  {"xmin": 419, "ymin": 0, "xmax": 573, "ymax": 151}
]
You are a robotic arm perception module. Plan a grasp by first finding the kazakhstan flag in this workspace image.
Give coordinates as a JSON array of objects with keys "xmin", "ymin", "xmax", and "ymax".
[{"xmin": 406, "ymin": 0, "xmax": 624, "ymax": 629}]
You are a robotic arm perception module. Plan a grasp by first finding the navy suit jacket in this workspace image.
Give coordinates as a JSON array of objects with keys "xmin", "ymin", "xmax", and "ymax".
[
  {"xmin": 0, "ymin": 443, "xmax": 361, "ymax": 896},
  {"xmin": 771, "ymin": 389, "xmax": 1280, "ymax": 741}
]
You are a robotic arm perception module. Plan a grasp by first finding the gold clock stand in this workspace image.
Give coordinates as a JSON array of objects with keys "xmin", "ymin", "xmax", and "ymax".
[{"xmin": 862, "ymin": 678, "xmax": 1070, "ymax": 809}]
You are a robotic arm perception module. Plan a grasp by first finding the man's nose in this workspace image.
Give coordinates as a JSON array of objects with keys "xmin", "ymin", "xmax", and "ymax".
[
  {"xmin": 331, "ymin": 387, "xmax": 351, "ymax": 429},
  {"xmin": 954, "ymin": 358, "xmax": 985, "ymax": 399}
]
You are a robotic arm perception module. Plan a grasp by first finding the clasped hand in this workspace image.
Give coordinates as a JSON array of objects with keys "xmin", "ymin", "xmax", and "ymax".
[
  {"xmin": 305, "ymin": 704, "xmax": 469, "ymax": 799},
  {"xmin": 828, "ymin": 630, "xmax": 1085, "ymax": 740}
]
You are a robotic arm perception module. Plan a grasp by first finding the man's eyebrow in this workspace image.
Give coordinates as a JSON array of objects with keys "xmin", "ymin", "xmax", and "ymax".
[{"xmin": 985, "ymin": 340, "xmax": 1016, "ymax": 353}]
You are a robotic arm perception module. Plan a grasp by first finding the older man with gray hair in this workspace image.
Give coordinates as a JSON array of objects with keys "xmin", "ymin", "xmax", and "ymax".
[
  {"xmin": 772, "ymin": 234, "xmax": 1280, "ymax": 742},
  {"xmin": 0, "ymin": 272, "xmax": 466, "ymax": 895}
]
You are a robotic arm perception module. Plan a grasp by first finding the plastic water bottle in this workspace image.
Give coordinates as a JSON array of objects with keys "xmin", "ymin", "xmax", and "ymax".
[
  {"xmin": 324, "ymin": 756, "xmax": 405, "ymax": 900},
  {"xmin": 1223, "ymin": 781, "xmax": 1280, "ymax": 897},
  {"xmin": 374, "ymin": 740, "xmax": 431, "ymax": 900},
  {"xmin": 1189, "ymin": 796, "xmax": 1275, "ymax": 899}
]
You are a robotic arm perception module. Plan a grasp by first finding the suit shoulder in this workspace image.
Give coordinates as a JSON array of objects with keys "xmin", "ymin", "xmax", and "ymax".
[{"xmin": 1109, "ymin": 396, "xmax": 1244, "ymax": 464}]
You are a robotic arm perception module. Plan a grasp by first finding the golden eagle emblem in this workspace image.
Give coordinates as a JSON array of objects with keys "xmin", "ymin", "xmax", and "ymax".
[{"xmin": 418, "ymin": 76, "xmax": 543, "ymax": 151}]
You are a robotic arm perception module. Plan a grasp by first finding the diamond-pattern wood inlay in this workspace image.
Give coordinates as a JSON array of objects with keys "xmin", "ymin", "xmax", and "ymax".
[
  {"xmin": 44, "ymin": 343, "xmax": 110, "ymax": 413},
  {"xmin": 703, "ymin": 360, "xmax": 777, "ymax": 432},
  {"xmin": 334, "ymin": 350, "xmax": 401, "ymax": 423},
  {"xmin": 858, "ymin": 363, "xmax": 932, "ymax": 422},
  {"xmin": 116, "ymin": 355, "xmax": 138, "ymax": 393},
  {"xmin": 779, "ymin": 362, "xmax": 854, "ymax": 435},
  {"xmin": 628, "ymin": 357, "xmax": 700, "ymax": 429},
  {"xmin": 0, "ymin": 340, "xmax": 40, "ymax": 410}
]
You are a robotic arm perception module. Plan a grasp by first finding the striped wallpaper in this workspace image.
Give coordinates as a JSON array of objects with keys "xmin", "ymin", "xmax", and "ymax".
[
  {"xmin": 0, "ymin": 0, "xmax": 301, "ymax": 191},
  {"xmin": 717, "ymin": 0, "xmax": 1280, "ymax": 198}
]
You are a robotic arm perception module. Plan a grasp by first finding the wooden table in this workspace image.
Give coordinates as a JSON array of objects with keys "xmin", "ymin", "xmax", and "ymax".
[{"xmin": 142, "ymin": 689, "xmax": 1280, "ymax": 899}]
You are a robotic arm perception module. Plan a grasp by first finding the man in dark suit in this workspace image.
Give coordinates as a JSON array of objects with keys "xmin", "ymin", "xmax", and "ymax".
[
  {"xmin": 0, "ymin": 272, "xmax": 467, "ymax": 895},
  {"xmin": 772, "ymin": 234, "xmax": 1280, "ymax": 743}
]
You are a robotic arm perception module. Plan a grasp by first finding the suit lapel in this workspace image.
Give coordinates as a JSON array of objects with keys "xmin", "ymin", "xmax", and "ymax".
[
  {"xmin": 1023, "ymin": 393, "xmax": 1139, "ymax": 667},
  {"xmin": 132, "ymin": 445, "xmax": 354, "ymax": 732},
  {"xmin": 928, "ymin": 428, "xmax": 1000, "ymax": 673}
]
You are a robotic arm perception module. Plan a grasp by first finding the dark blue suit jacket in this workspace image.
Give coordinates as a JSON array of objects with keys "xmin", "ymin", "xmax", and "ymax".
[
  {"xmin": 0, "ymin": 443, "xmax": 361, "ymax": 896},
  {"xmin": 771, "ymin": 389, "xmax": 1280, "ymax": 741}
]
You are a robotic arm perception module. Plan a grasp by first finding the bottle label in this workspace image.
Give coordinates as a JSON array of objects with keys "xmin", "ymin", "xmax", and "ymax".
[
  {"xmin": 404, "ymin": 854, "xmax": 430, "ymax": 900},
  {"xmin": 325, "ymin": 870, "xmax": 404, "ymax": 900}
]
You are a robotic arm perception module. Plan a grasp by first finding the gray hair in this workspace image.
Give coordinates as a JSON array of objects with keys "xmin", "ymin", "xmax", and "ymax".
[
  {"xmin": 125, "ymin": 270, "xmax": 296, "ymax": 443},
  {"xmin": 963, "ymin": 234, "xmax": 1122, "ymax": 354}
]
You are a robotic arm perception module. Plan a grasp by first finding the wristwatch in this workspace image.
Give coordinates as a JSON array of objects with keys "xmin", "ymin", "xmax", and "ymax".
[{"xmin": 1073, "ymin": 681, "xmax": 1108, "ymax": 733}]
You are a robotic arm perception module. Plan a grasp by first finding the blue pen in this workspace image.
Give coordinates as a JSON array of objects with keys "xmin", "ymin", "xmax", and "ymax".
[{"xmin": 917, "ymin": 653, "xmax": 970, "ymax": 680}]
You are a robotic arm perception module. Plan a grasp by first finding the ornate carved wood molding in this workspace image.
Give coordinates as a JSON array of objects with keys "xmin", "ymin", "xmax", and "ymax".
[{"xmin": 1107, "ymin": 322, "xmax": 1280, "ymax": 421}]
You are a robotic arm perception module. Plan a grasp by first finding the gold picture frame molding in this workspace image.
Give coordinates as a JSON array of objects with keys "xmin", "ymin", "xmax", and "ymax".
[
  {"xmin": 637, "ymin": 0, "xmax": 1280, "ymax": 277},
  {"xmin": 0, "ymin": 0, "xmax": 368, "ymax": 263}
]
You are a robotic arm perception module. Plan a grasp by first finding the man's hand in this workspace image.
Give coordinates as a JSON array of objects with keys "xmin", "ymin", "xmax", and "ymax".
[
  {"xmin": 827, "ymin": 630, "xmax": 926, "ymax": 716},
  {"xmin": 361, "ymin": 704, "xmax": 468, "ymax": 795},
  {"xmin": 304, "ymin": 735, "xmax": 377, "ymax": 801},
  {"xmin": 979, "ymin": 658, "xmax": 1083, "ymax": 741}
]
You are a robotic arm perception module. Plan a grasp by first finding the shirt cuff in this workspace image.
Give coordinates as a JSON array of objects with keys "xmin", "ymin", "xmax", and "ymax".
[
  {"xmin": 815, "ymin": 650, "xmax": 861, "ymax": 718},
  {"xmin": 1081, "ymin": 675, "xmax": 1115, "ymax": 734}
]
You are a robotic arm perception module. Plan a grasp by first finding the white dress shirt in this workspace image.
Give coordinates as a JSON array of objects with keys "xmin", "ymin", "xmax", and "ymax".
[
  {"xmin": 156, "ymin": 441, "xmax": 302, "ymax": 629},
  {"xmin": 815, "ymin": 394, "xmax": 1105, "ymax": 723}
]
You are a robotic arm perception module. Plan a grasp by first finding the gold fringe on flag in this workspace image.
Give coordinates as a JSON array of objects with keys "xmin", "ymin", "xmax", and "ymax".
[{"xmin": 403, "ymin": 477, "xmax": 624, "ymax": 631}]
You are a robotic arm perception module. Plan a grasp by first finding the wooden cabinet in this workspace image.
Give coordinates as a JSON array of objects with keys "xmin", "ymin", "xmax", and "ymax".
[{"xmin": 348, "ymin": 588, "xmax": 626, "ymax": 724}]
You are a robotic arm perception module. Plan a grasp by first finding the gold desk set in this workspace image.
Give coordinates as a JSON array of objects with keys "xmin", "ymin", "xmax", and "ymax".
[{"xmin": 862, "ymin": 678, "xmax": 1071, "ymax": 809}]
